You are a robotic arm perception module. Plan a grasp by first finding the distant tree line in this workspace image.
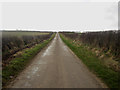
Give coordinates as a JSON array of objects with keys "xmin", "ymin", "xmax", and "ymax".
[{"xmin": 61, "ymin": 30, "xmax": 120, "ymax": 60}]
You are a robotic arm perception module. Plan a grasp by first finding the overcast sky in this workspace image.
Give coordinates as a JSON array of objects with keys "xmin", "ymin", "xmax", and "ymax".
[{"xmin": 0, "ymin": 0, "xmax": 119, "ymax": 32}]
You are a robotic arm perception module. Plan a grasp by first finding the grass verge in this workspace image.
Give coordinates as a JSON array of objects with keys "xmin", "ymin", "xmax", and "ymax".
[
  {"xmin": 60, "ymin": 34, "xmax": 119, "ymax": 89},
  {"xmin": 2, "ymin": 33, "xmax": 55, "ymax": 87}
]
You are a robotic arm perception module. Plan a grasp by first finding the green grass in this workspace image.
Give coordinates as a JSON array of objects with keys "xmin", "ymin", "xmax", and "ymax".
[
  {"xmin": 2, "ymin": 33, "xmax": 55, "ymax": 86},
  {"xmin": 2, "ymin": 31, "xmax": 50, "ymax": 37},
  {"xmin": 60, "ymin": 34, "xmax": 119, "ymax": 89}
]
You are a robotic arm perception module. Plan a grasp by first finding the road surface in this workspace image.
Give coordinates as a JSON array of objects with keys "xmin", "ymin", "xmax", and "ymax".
[{"xmin": 8, "ymin": 33, "xmax": 106, "ymax": 88}]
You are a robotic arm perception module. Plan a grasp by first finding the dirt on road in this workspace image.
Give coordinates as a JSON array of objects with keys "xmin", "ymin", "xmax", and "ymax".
[{"xmin": 7, "ymin": 33, "xmax": 107, "ymax": 88}]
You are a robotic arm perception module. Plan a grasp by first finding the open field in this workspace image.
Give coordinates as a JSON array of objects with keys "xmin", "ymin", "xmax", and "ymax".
[{"xmin": 2, "ymin": 31, "xmax": 50, "ymax": 37}]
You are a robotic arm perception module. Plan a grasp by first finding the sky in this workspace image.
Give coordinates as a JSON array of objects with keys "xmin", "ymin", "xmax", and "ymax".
[{"xmin": 0, "ymin": 0, "xmax": 119, "ymax": 32}]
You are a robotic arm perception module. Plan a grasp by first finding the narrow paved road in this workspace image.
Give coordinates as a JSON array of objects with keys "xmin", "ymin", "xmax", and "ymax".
[{"xmin": 8, "ymin": 33, "xmax": 106, "ymax": 88}]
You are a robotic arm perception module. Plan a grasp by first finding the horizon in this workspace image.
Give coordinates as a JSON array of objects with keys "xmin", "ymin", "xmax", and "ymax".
[{"xmin": 1, "ymin": 29, "xmax": 119, "ymax": 33}]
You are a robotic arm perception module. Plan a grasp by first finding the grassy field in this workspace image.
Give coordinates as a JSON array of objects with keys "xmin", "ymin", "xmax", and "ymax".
[
  {"xmin": 2, "ymin": 31, "xmax": 50, "ymax": 37},
  {"xmin": 60, "ymin": 34, "xmax": 119, "ymax": 89},
  {"xmin": 2, "ymin": 32, "xmax": 55, "ymax": 87}
]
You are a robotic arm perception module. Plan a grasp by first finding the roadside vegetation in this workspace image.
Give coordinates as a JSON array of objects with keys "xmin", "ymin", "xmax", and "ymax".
[
  {"xmin": 2, "ymin": 31, "xmax": 55, "ymax": 87},
  {"xmin": 60, "ymin": 31, "xmax": 119, "ymax": 89},
  {"xmin": 2, "ymin": 31, "xmax": 53, "ymax": 67},
  {"xmin": 61, "ymin": 31, "xmax": 120, "ymax": 61}
]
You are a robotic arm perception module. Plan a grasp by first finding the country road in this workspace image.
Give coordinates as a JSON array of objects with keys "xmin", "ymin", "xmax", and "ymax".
[{"xmin": 7, "ymin": 33, "xmax": 106, "ymax": 88}]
